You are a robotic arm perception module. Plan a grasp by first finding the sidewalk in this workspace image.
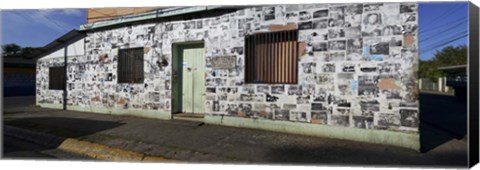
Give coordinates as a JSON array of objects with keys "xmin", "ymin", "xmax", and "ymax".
[
  {"xmin": 3, "ymin": 107, "xmax": 468, "ymax": 167},
  {"xmin": 3, "ymin": 96, "xmax": 37, "ymax": 114}
]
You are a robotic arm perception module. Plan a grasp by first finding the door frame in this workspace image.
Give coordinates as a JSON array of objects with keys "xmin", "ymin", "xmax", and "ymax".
[{"xmin": 171, "ymin": 41, "xmax": 205, "ymax": 115}]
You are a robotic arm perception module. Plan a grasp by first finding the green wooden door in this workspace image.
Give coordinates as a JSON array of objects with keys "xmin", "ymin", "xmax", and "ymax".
[{"xmin": 181, "ymin": 44, "xmax": 205, "ymax": 114}]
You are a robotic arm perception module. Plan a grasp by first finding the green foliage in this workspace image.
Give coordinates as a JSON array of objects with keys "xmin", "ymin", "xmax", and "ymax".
[
  {"xmin": 431, "ymin": 45, "xmax": 467, "ymax": 67},
  {"xmin": 419, "ymin": 45, "xmax": 467, "ymax": 81},
  {"xmin": 1, "ymin": 43, "xmax": 43, "ymax": 59},
  {"xmin": 20, "ymin": 47, "xmax": 43, "ymax": 59},
  {"xmin": 419, "ymin": 60, "xmax": 442, "ymax": 81},
  {"xmin": 2, "ymin": 43, "xmax": 21, "ymax": 57}
]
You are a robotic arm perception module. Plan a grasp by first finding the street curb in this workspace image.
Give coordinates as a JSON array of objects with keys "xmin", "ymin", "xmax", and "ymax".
[
  {"xmin": 58, "ymin": 138, "xmax": 179, "ymax": 162},
  {"xmin": 4, "ymin": 125, "xmax": 179, "ymax": 162}
]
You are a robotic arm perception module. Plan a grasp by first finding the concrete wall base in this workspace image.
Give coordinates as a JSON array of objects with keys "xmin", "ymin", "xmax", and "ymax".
[
  {"xmin": 36, "ymin": 104, "xmax": 419, "ymax": 151},
  {"xmin": 37, "ymin": 103, "xmax": 64, "ymax": 110},
  {"xmin": 204, "ymin": 115, "xmax": 420, "ymax": 151},
  {"xmin": 67, "ymin": 106, "xmax": 172, "ymax": 120},
  {"xmin": 36, "ymin": 104, "xmax": 171, "ymax": 120}
]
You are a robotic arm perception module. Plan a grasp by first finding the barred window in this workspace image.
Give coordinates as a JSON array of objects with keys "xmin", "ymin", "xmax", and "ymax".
[
  {"xmin": 49, "ymin": 66, "xmax": 65, "ymax": 90},
  {"xmin": 118, "ymin": 47, "xmax": 144, "ymax": 83},
  {"xmin": 245, "ymin": 30, "xmax": 299, "ymax": 84}
]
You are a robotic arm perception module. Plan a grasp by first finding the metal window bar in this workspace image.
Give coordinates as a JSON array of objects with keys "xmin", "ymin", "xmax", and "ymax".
[
  {"xmin": 244, "ymin": 29, "xmax": 298, "ymax": 84},
  {"xmin": 118, "ymin": 47, "xmax": 144, "ymax": 83}
]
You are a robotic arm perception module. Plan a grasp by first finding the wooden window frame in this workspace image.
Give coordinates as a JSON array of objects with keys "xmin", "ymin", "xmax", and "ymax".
[
  {"xmin": 117, "ymin": 47, "xmax": 144, "ymax": 84},
  {"xmin": 245, "ymin": 30, "xmax": 299, "ymax": 84}
]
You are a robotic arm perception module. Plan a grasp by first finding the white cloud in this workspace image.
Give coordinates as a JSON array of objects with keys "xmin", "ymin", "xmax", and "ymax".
[{"xmin": 61, "ymin": 9, "xmax": 83, "ymax": 16}]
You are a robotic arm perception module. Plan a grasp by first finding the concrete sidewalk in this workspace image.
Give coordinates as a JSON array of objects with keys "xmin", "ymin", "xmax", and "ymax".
[
  {"xmin": 3, "ymin": 96, "xmax": 37, "ymax": 113},
  {"xmin": 3, "ymin": 107, "xmax": 468, "ymax": 167}
]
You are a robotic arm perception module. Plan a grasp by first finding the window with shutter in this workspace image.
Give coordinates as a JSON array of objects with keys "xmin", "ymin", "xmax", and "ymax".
[
  {"xmin": 245, "ymin": 30, "xmax": 299, "ymax": 84},
  {"xmin": 49, "ymin": 66, "xmax": 65, "ymax": 90},
  {"xmin": 117, "ymin": 47, "xmax": 144, "ymax": 83}
]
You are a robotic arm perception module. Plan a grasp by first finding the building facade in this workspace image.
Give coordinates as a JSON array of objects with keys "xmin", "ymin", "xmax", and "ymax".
[
  {"xmin": 36, "ymin": 3, "xmax": 420, "ymax": 150},
  {"xmin": 36, "ymin": 30, "xmax": 86, "ymax": 108},
  {"xmin": 4, "ymin": 59, "xmax": 36, "ymax": 97}
]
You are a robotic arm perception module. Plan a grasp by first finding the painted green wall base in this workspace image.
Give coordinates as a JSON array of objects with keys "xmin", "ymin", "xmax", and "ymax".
[
  {"xmin": 37, "ymin": 104, "xmax": 171, "ymax": 120},
  {"xmin": 37, "ymin": 103, "xmax": 419, "ymax": 151},
  {"xmin": 204, "ymin": 115, "xmax": 420, "ymax": 151},
  {"xmin": 67, "ymin": 105, "xmax": 171, "ymax": 120},
  {"xmin": 37, "ymin": 103, "xmax": 63, "ymax": 110},
  {"xmin": 38, "ymin": 104, "xmax": 171, "ymax": 120},
  {"xmin": 172, "ymin": 115, "xmax": 204, "ymax": 122}
]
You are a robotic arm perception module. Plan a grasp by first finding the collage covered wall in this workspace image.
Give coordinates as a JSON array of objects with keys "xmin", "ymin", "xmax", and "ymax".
[
  {"xmin": 36, "ymin": 2, "xmax": 419, "ymax": 133},
  {"xmin": 37, "ymin": 39, "xmax": 84, "ymax": 108},
  {"xmin": 37, "ymin": 56, "xmax": 65, "ymax": 105}
]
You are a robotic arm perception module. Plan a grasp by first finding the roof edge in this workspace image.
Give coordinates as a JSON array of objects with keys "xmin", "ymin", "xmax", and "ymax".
[
  {"xmin": 34, "ymin": 29, "xmax": 86, "ymax": 60},
  {"xmin": 438, "ymin": 64, "xmax": 468, "ymax": 70},
  {"xmin": 80, "ymin": 6, "xmax": 223, "ymax": 31}
]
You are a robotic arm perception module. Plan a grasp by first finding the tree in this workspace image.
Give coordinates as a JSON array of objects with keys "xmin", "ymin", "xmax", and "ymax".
[
  {"xmin": 431, "ymin": 45, "xmax": 467, "ymax": 67},
  {"xmin": 1, "ymin": 43, "xmax": 43, "ymax": 59},
  {"xmin": 20, "ymin": 47, "xmax": 43, "ymax": 59},
  {"xmin": 2, "ymin": 43, "xmax": 21, "ymax": 57},
  {"xmin": 418, "ymin": 45, "xmax": 467, "ymax": 81},
  {"xmin": 419, "ymin": 60, "xmax": 442, "ymax": 81}
]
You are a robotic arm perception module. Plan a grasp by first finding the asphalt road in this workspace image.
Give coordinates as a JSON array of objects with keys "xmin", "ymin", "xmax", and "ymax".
[
  {"xmin": 3, "ymin": 135, "xmax": 93, "ymax": 160},
  {"xmin": 3, "ymin": 135, "xmax": 55, "ymax": 159},
  {"xmin": 3, "ymin": 96, "xmax": 36, "ymax": 113}
]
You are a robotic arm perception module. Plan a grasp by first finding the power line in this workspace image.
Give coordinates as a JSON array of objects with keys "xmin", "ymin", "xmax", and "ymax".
[
  {"xmin": 419, "ymin": 3, "xmax": 467, "ymax": 33},
  {"xmin": 419, "ymin": 4, "xmax": 458, "ymax": 30},
  {"xmin": 35, "ymin": 10, "xmax": 71, "ymax": 32},
  {"xmin": 419, "ymin": 3, "xmax": 466, "ymax": 32},
  {"xmin": 420, "ymin": 24, "xmax": 467, "ymax": 43},
  {"xmin": 419, "ymin": 17, "xmax": 467, "ymax": 34},
  {"xmin": 418, "ymin": 3, "xmax": 469, "ymax": 56},
  {"xmin": 16, "ymin": 10, "xmax": 71, "ymax": 33},
  {"xmin": 420, "ymin": 34, "xmax": 468, "ymax": 55},
  {"xmin": 422, "ymin": 31, "xmax": 467, "ymax": 50},
  {"xmin": 19, "ymin": 11, "xmax": 63, "ymax": 32},
  {"xmin": 421, "ymin": 29, "xmax": 468, "ymax": 48}
]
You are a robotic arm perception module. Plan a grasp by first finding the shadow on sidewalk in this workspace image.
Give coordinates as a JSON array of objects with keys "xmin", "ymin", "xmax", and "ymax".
[
  {"xmin": 264, "ymin": 142, "xmax": 467, "ymax": 167},
  {"xmin": 3, "ymin": 96, "xmax": 36, "ymax": 113},
  {"xmin": 4, "ymin": 117, "xmax": 125, "ymax": 139},
  {"xmin": 419, "ymin": 93, "xmax": 467, "ymax": 152},
  {"xmin": 4, "ymin": 116, "xmax": 125, "ymax": 158}
]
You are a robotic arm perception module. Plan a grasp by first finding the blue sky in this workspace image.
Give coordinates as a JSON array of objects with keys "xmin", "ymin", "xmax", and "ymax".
[
  {"xmin": 1, "ymin": 9, "xmax": 86, "ymax": 47},
  {"xmin": 0, "ymin": 3, "xmax": 469, "ymax": 60},
  {"xmin": 418, "ymin": 2, "xmax": 468, "ymax": 60}
]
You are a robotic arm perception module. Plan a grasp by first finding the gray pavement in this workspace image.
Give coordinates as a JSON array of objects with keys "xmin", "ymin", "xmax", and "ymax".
[
  {"xmin": 3, "ymin": 135, "xmax": 93, "ymax": 160},
  {"xmin": 1, "ymin": 94, "xmax": 468, "ymax": 167},
  {"xmin": 3, "ymin": 96, "xmax": 36, "ymax": 113},
  {"xmin": 419, "ymin": 92, "xmax": 467, "ymax": 152},
  {"xmin": 2, "ymin": 110, "xmax": 467, "ymax": 167}
]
